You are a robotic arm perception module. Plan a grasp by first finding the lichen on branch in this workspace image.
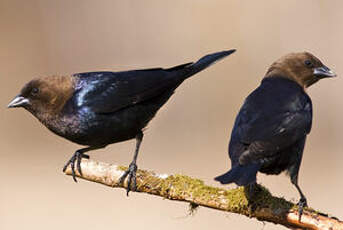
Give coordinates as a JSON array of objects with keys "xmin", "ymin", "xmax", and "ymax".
[{"xmin": 64, "ymin": 159, "xmax": 343, "ymax": 230}]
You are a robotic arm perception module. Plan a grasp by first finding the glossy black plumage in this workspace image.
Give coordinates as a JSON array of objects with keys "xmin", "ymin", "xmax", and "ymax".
[
  {"xmin": 214, "ymin": 52, "xmax": 336, "ymax": 220},
  {"xmin": 215, "ymin": 77, "xmax": 312, "ymax": 185},
  {"xmin": 8, "ymin": 50, "xmax": 236, "ymax": 194},
  {"xmin": 61, "ymin": 50, "xmax": 235, "ymax": 147}
]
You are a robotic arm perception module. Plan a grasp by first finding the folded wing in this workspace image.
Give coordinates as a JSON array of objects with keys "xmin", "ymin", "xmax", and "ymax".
[
  {"xmin": 232, "ymin": 78, "xmax": 312, "ymax": 165},
  {"xmin": 73, "ymin": 64, "xmax": 191, "ymax": 114}
]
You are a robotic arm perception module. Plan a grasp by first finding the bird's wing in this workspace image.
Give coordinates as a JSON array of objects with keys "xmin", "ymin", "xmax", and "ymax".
[
  {"xmin": 233, "ymin": 79, "xmax": 312, "ymax": 165},
  {"xmin": 73, "ymin": 64, "xmax": 192, "ymax": 113},
  {"xmin": 72, "ymin": 50, "xmax": 235, "ymax": 113}
]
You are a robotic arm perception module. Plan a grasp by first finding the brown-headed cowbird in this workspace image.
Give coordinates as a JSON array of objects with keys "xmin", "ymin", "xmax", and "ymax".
[
  {"xmin": 215, "ymin": 52, "xmax": 336, "ymax": 220},
  {"xmin": 8, "ymin": 50, "xmax": 236, "ymax": 194}
]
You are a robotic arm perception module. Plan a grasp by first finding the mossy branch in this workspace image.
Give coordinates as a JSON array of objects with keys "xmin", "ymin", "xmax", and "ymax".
[{"xmin": 64, "ymin": 159, "xmax": 342, "ymax": 230}]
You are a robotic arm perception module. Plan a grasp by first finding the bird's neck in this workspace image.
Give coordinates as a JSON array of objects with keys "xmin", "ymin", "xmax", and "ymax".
[
  {"xmin": 29, "ymin": 108, "xmax": 79, "ymax": 138},
  {"xmin": 264, "ymin": 67, "xmax": 306, "ymax": 88}
]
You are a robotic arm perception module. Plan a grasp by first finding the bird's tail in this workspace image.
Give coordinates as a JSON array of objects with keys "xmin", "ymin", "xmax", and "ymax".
[
  {"xmin": 214, "ymin": 164, "xmax": 260, "ymax": 186},
  {"xmin": 185, "ymin": 49, "xmax": 236, "ymax": 78},
  {"xmin": 167, "ymin": 49, "xmax": 236, "ymax": 79}
]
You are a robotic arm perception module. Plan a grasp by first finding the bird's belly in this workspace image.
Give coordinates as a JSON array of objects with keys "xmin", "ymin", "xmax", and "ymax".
[
  {"xmin": 68, "ymin": 103, "xmax": 162, "ymax": 146},
  {"xmin": 259, "ymin": 151, "xmax": 293, "ymax": 175},
  {"xmin": 53, "ymin": 88, "xmax": 175, "ymax": 147}
]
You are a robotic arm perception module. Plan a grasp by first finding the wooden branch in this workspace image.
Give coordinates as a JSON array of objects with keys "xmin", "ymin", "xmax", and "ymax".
[{"xmin": 64, "ymin": 159, "xmax": 343, "ymax": 230}]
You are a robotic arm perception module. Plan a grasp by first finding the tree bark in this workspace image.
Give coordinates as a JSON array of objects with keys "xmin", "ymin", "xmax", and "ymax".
[{"xmin": 64, "ymin": 159, "xmax": 343, "ymax": 230}]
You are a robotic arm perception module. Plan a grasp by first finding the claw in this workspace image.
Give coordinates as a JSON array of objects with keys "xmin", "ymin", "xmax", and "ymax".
[
  {"xmin": 76, "ymin": 155, "xmax": 82, "ymax": 177},
  {"xmin": 63, "ymin": 151, "xmax": 89, "ymax": 182},
  {"xmin": 62, "ymin": 158, "xmax": 72, "ymax": 173},
  {"xmin": 70, "ymin": 159, "xmax": 77, "ymax": 182},
  {"xmin": 77, "ymin": 153, "xmax": 89, "ymax": 176},
  {"xmin": 132, "ymin": 174, "xmax": 137, "ymax": 192},
  {"xmin": 127, "ymin": 173, "xmax": 132, "ymax": 196},
  {"xmin": 119, "ymin": 162, "xmax": 138, "ymax": 195},
  {"xmin": 297, "ymin": 197, "xmax": 307, "ymax": 222},
  {"xmin": 119, "ymin": 171, "xmax": 129, "ymax": 184}
]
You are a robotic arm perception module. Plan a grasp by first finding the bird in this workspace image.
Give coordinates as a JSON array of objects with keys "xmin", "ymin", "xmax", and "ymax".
[
  {"xmin": 214, "ymin": 52, "xmax": 336, "ymax": 220},
  {"xmin": 8, "ymin": 49, "xmax": 236, "ymax": 195}
]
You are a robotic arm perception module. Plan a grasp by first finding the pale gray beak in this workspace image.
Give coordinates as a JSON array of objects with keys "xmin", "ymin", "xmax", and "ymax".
[
  {"xmin": 7, "ymin": 95, "xmax": 30, "ymax": 108},
  {"xmin": 314, "ymin": 66, "xmax": 337, "ymax": 78}
]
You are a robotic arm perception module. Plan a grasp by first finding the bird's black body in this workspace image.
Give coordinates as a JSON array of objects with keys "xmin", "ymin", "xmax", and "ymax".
[
  {"xmin": 213, "ymin": 51, "xmax": 336, "ymax": 221},
  {"xmin": 8, "ymin": 50, "xmax": 334, "ymax": 217},
  {"xmin": 215, "ymin": 77, "xmax": 312, "ymax": 186},
  {"xmin": 57, "ymin": 51, "xmax": 234, "ymax": 148},
  {"xmin": 60, "ymin": 68, "xmax": 187, "ymax": 147},
  {"xmin": 27, "ymin": 50, "xmax": 235, "ymax": 193}
]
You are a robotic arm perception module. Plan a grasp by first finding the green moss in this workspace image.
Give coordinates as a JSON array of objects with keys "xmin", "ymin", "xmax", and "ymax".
[
  {"xmin": 144, "ymin": 174, "xmax": 250, "ymax": 213},
  {"xmin": 242, "ymin": 184, "xmax": 293, "ymax": 213},
  {"xmin": 224, "ymin": 187, "xmax": 250, "ymax": 213},
  {"xmin": 157, "ymin": 174, "xmax": 211, "ymax": 198},
  {"xmin": 133, "ymin": 169, "xmax": 320, "ymax": 218},
  {"xmin": 156, "ymin": 175, "xmax": 297, "ymax": 215}
]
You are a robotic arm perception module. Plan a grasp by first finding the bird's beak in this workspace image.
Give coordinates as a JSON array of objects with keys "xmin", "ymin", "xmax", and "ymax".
[
  {"xmin": 314, "ymin": 66, "xmax": 337, "ymax": 78},
  {"xmin": 7, "ymin": 95, "xmax": 30, "ymax": 108}
]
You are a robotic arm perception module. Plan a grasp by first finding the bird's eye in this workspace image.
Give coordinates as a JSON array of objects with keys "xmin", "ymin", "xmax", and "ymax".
[
  {"xmin": 304, "ymin": 60, "xmax": 314, "ymax": 68},
  {"xmin": 31, "ymin": 87, "xmax": 39, "ymax": 96}
]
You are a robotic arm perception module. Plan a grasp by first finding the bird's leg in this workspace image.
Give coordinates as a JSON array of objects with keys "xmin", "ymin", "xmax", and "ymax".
[
  {"xmin": 244, "ymin": 182, "xmax": 262, "ymax": 201},
  {"xmin": 291, "ymin": 176, "xmax": 308, "ymax": 222},
  {"xmin": 244, "ymin": 183, "xmax": 256, "ymax": 200},
  {"xmin": 119, "ymin": 132, "xmax": 143, "ymax": 195},
  {"xmin": 294, "ymin": 183, "xmax": 307, "ymax": 222},
  {"xmin": 243, "ymin": 182, "xmax": 262, "ymax": 213},
  {"xmin": 62, "ymin": 147, "xmax": 96, "ymax": 182}
]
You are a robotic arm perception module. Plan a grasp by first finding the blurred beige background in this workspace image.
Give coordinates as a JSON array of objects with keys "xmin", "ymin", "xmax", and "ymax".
[{"xmin": 1, "ymin": 0, "xmax": 342, "ymax": 229}]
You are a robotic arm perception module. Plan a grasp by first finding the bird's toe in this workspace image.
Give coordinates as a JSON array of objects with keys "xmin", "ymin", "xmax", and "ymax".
[
  {"xmin": 297, "ymin": 197, "xmax": 308, "ymax": 222},
  {"xmin": 63, "ymin": 151, "xmax": 90, "ymax": 182},
  {"xmin": 119, "ymin": 162, "xmax": 138, "ymax": 196}
]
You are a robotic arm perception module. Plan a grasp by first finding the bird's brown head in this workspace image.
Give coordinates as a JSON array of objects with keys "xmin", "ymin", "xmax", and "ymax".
[
  {"xmin": 265, "ymin": 52, "xmax": 336, "ymax": 88},
  {"xmin": 7, "ymin": 75, "xmax": 74, "ymax": 117}
]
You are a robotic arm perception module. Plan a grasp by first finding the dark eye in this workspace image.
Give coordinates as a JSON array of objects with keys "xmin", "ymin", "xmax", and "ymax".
[
  {"xmin": 304, "ymin": 60, "xmax": 314, "ymax": 68},
  {"xmin": 31, "ymin": 87, "xmax": 39, "ymax": 96}
]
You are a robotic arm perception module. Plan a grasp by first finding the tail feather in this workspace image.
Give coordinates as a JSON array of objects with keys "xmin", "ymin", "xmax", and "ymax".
[
  {"xmin": 185, "ymin": 49, "xmax": 236, "ymax": 78},
  {"xmin": 214, "ymin": 164, "xmax": 260, "ymax": 186}
]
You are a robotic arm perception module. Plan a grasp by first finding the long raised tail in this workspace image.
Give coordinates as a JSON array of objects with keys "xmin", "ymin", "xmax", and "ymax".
[
  {"xmin": 166, "ymin": 49, "xmax": 236, "ymax": 79},
  {"xmin": 186, "ymin": 49, "xmax": 236, "ymax": 77},
  {"xmin": 214, "ymin": 164, "xmax": 260, "ymax": 186}
]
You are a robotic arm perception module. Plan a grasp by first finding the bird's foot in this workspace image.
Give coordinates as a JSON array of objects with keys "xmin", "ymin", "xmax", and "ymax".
[
  {"xmin": 244, "ymin": 183, "xmax": 262, "ymax": 200},
  {"xmin": 62, "ymin": 151, "xmax": 90, "ymax": 182},
  {"xmin": 119, "ymin": 162, "xmax": 138, "ymax": 196},
  {"xmin": 297, "ymin": 197, "xmax": 308, "ymax": 222},
  {"xmin": 244, "ymin": 183, "xmax": 262, "ymax": 214}
]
